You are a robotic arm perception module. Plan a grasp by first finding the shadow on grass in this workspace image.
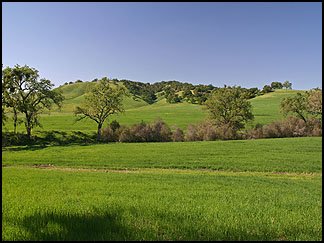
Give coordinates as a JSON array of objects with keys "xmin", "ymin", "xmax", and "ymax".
[
  {"xmin": 2, "ymin": 131, "xmax": 98, "ymax": 151},
  {"xmin": 15, "ymin": 209, "xmax": 292, "ymax": 241},
  {"xmin": 19, "ymin": 209, "xmax": 133, "ymax": 241}
]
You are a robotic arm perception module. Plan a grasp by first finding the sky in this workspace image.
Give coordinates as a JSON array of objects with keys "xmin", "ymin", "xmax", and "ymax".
[{"xmin": 2, "ymin": 2, "xmax": 322, "ymax": 90}]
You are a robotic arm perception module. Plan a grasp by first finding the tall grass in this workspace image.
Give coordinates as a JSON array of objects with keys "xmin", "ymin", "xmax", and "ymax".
[
  {"xmin": 2, "ymin": 167, "xmax": 322, "ymax": 241},
  {"xmin": 3, "ymin": 137, "xmax": 322, "ymax": 173}
]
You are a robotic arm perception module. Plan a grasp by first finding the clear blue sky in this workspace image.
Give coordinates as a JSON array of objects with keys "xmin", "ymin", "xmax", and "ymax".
[{"xmin": 2, "ymin": 2, "xmax": 322, "ymax": 90}]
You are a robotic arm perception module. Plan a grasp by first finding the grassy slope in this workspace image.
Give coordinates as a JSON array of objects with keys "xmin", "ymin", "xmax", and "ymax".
[
  {"xmin": 2, "ymin": 83, "xmax": 304, "ymax": 132},
  {"xmin": 249, "ymin": 89, "xmax": 303, "ymax": 126}
]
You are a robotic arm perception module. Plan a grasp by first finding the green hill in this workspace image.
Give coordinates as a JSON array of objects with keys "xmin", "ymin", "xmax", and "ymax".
[
  {"xmin": 3, "ymin": 80, "xmax": 304, "ymax": 133},
  {"xmin": 55, "ymin": 82, "xmax": 148, "ymax": 112},
  {"xmin": 249, "ymin": 89, "xmax": 304, "ymax": 126}
]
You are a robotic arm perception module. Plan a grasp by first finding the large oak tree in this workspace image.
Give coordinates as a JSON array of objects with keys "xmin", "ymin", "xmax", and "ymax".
[
  {"xmin": 205, "ymin": 87, "xmax": 254, "ymax": 132},
  {"xmin": 2, "ymin": 65, "xmax": 64, "ymax": 139}
]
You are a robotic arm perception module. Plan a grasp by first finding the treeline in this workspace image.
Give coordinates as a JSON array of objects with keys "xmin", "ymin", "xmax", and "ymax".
[{"xmin": 63, "ymin": 78, "xmax": 293, "ymax": 105}]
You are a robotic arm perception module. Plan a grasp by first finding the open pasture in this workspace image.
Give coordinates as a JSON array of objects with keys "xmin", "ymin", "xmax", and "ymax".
[{"xmin": 2, "ymin": 137, "xmax": 322, "ymax": 241}]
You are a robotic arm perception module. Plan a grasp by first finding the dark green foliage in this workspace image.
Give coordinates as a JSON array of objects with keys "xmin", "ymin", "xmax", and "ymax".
[
  {"xmin": 262, "ymin": 85, "xmax": 273, "ymax": 93},
  {"xmin": 2, "ymin": 65, "xmax": 64, "ymax": 139},
  {"xmin": 271, "ymin": 81, "xmax": 283, "ymax": 89},
  {"xmin": 206, "ymin": 87, "xmax": 254, "ymax": 132},
  {"xmin": 121, "ymin": 79, "xmax": 220, "ymax": 104},
  {"xmin": 141, "ymin": 90, "xmax": 157, "ymax": 104},
  {"xmin": 282, "ymin": 80, "xmax": 292, "ymax": 89},
  {"xmin": 281, "ymin": 89, "xmax": 322, "ymax": 123},
  {"xmin": 281, "ymin": 92, "xmax": 309, "ymax": 122}
]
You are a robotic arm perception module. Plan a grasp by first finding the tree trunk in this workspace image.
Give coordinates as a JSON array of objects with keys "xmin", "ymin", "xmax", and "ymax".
[
  {"xmin": 25, "ymin": 113, "xmax": 32, "ymax": 140},
  {"xmin": 97, "ymin": 123, "xmax": 102, "ymax": 141},
  {"xmin": 13, "ymin": 108, "xmax": 18, "ymax": 134},
  {"xmin": 26, "ymin": 125, "xmax": 32, "ymax": 140}
]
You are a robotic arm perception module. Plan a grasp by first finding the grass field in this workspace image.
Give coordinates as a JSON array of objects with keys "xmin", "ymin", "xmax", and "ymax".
[
  {"xmin": 2, "ymin": 137, "xmax": 322, "ymax": 173},
  {"xmin": 2, "ymin": 137, "xmax": 322, "ymax": 241}
]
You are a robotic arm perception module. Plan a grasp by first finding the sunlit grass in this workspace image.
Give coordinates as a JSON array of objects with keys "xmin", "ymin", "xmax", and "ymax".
[{"xmin": 2, "ymin": 166, "xmax": 322, "ymax": 241}]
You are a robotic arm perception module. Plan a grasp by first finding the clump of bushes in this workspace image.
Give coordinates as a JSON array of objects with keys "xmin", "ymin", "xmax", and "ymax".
[
  {"xmin": 184, "ymin": 120, "xmax": 240, "ymax": 141},
  {"xmin": 245, "ymin": 116, "xmax": 322, "ymax": 139},
  {"xmin": 3, "ymin": 117, "xmax": 321, "ymax": 147},
  {"xmin": 101, "ymin": 119, "xmax": 174, "ymax": 143},
  {"xmin": 102, "ymin": 116, "xmax": 321, "ymax": 144}
]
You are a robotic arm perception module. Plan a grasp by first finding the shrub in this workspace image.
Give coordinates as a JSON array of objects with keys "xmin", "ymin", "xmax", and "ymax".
[
  {"xmin": 245, "ymin": 117, "xmax": 322, "ymax": 139},
  {"xmin": 185, "ymin": 124, "xmax": 201, "ymax": 141},
  {"xmin": 101, "ymin": 121, "xmax": 122, "ymax": 142},
  {"xmin": 171, "ymin": 127, "xmax": 184, "ymax": 142},
  {"xmin": 118, "ymin": 127, "xmax": 134, "ymax": 143},
  {"xmin": 130, "ymin": 121, "xmax": 153, "ymax": 142},
  {"xmin": 214, "ymin": 124, "xmax": 240, "ymax": 140},
  {"xmin": 150, "ymin": 119, "xmax": 172, "ymax": 142}
]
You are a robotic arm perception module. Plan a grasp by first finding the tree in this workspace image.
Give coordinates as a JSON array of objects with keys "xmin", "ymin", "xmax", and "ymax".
[
  {"xmin": 271, "ymin": 81, "xmax": 283, "ymax": 89},
  {"xmin": 282, "ymin": 80, "xmax": 292, "ymax": 90},
  {"xmin": 2, "ymin": 68, "xmax": 22, "ymax": 133},
  {"xmin": 205, "ymin": 87, "xmax": 254, "ymax": 132},
  {"xmin": 281, "ymin": 92, "xmax": 309, "ymax": 122},
  {"xmin": 2, "ymin": 65, "xmax": 64, "ymax": 139},
  {"xmin": 307, "ymin": 89, "xmax": 322, "ymax": 120},
  {"xmin": 262, "ymin": 85, "xmax": 273, "ymax": 93},
  {"xmin": 2, "ymin": 74, "xmax": 7, "ymax": 125},
  {"xmin": 75, "ymin": 78, "xmax": 126, "ymax": 141}
]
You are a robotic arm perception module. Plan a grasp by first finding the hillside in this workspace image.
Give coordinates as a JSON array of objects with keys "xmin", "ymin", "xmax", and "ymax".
[
  {"xmin": 56, "ymin": 81, "xmax": 301, "ymax": 124},
  {"xmin": 55, "ymin": 82, "xmax": 149, "ymax": 112},
  {"xmin": 249, "ymin": 89, "xmax": 303, "ymax": 126},
  {"xmin": 3, "ymin": 80, "xmax": 303, "ymax": 133}
]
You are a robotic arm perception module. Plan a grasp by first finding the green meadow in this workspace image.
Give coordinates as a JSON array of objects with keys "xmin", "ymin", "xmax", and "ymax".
[
  {"xmin": 2, "ymin": 137, "xmax": 322, "ymax": 241},
  {"xmin": 2, "ymin": 137, "xmax": 321, "ymax": 173}
]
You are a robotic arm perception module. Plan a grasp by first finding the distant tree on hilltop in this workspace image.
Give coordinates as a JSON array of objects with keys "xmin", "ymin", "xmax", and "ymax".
[{"xmin": 282, "ymin": 80, "xmax": 292, "ymax": 90}]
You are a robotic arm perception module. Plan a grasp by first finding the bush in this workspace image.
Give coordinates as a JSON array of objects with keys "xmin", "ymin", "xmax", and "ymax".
[
  {"xmin": 118, "ymin": 127, "xmax": 134, "ymax": 142},
  {"xmin": 107, "ymin": 119, "xmax": 172, "ymax": 143},
  {"xmin": 150, "ymin": 119, "xmax": 172, "ymax": 142},
  {"xmin": 185, "ymin": 120, "xmax": 239, "ymax": 141},
  {"xmin": 185, "ymin": 124, "xmax": 201, "ymax": 141},
  {"xmin": 101, "ymin": 120, "xmax": 122, "ymax": 142},
  {"xmin": 129, "ymin": 121, "xmax": 153, "ymax": 142},
  {"xmin": 245, "ymin": 117, "xmax": 322, "ymax": 139},
  {"xmin": 214, "ymin": 124, "xmax": 239, "ymax": 140},
  {"xmin": 171, "ymin": 127, "xmax": 184, "ymax": 142}
]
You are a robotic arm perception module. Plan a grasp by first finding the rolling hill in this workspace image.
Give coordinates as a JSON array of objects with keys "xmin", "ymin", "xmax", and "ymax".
[{"xmin": 3, "ymin": 81, "xmax": 303, "ymax": 133}]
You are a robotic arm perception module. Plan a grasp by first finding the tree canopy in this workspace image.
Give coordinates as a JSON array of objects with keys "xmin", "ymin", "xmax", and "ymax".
[
  {"xmin": 205, "ymin": 87, "xmax": 254, "ymax": 132},
  {"xmin": 75, "ymin": 77, "xmax": 126, "ymax": 141},
  {"xmin": 280, "ymin": 89, "xmax": 322, "ymax": 123},
  {"xmin": 2, "ymin": 64, "xmax": 64, "ymax": 138}
]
